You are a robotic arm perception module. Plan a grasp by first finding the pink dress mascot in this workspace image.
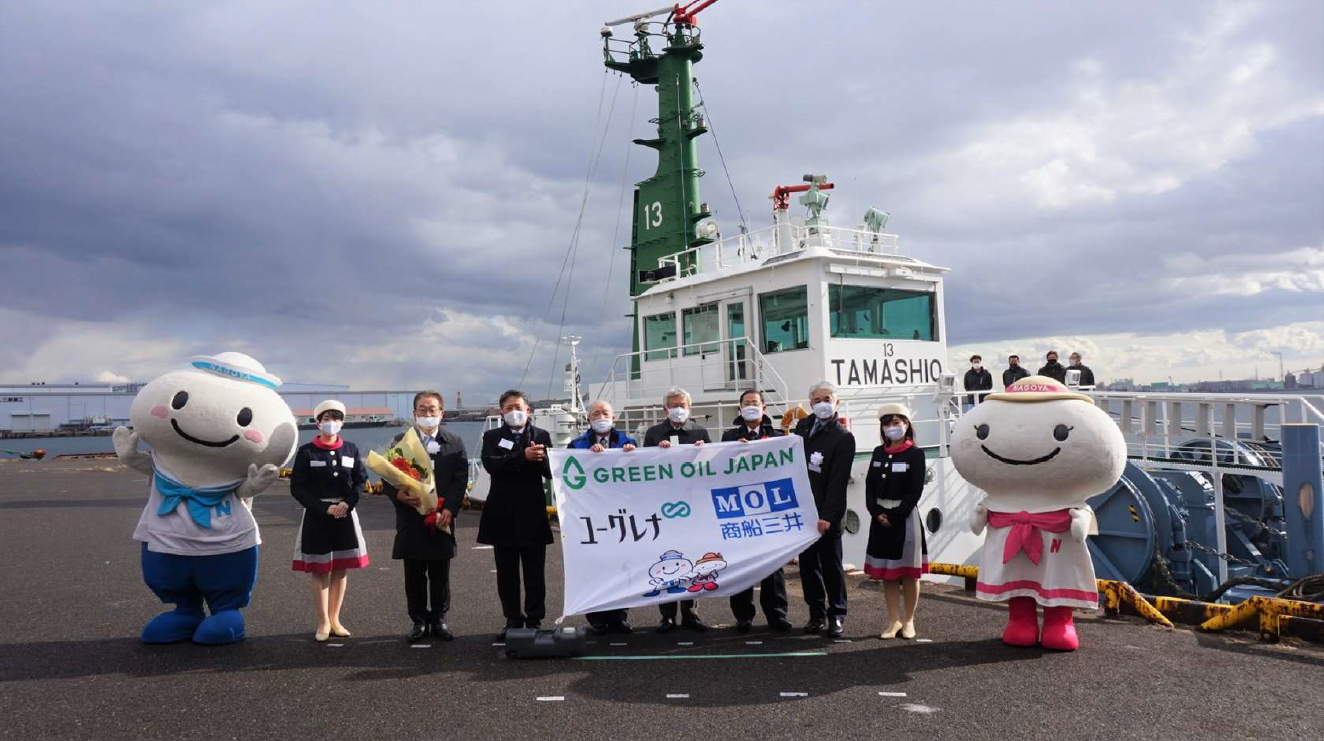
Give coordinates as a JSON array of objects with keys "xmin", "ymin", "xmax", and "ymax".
[{"xmin": 951, "ymin": 376, "xmax": 1125, "ymax": 650}]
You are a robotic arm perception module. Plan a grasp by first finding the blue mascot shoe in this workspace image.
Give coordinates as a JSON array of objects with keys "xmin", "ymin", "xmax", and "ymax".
[
  {"xmin": 192, "ymin": 609, "xmax": 246, "ymax": 645},
  {"xmin": 141, "ymin": 608, "xmax": 205, "ymax": 644}
]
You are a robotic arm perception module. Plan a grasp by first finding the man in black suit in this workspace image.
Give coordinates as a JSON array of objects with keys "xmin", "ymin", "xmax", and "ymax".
[
  {"xmin": 642, "ymin": 387, "xmax": 711, "ymax": 633},
  {"xmin": 1038, "ymin": 351, "xmax": 1067, "ymax": 383},
  {"xmin": 478, "ymin": 389, "xmax": 553, "ymax": 640},
  {"xmin": 1003, "ymin": 354, "xmax": 1030, "ymax": 389},
  {"xmin": 383, "ymin": 390, "xmax": 469, "ymax": 643},
  {"xmin": 793, "ymin": 381, "xmax": 856, "ymax": 638},
  {"xmin": 721, "ymin": 389, "xmax": 793, "ymax": 633},
  {"xmin": 962, "ymin": 354, "xmax": 993, "ymax": 411},
  {"xmin": 1067, "ymin": 352, "xmax": 1096, "ymax": 387}
]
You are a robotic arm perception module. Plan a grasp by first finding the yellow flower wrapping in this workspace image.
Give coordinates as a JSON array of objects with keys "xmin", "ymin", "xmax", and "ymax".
[{"xmin": 366, "ymin": 427, "xmax": 438, "ymax": 516}]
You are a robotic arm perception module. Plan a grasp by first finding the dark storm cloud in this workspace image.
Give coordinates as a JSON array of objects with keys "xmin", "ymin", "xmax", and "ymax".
[{"xmin": 1, "ymin": 1, "xmax": 1320, "ymax": 393}]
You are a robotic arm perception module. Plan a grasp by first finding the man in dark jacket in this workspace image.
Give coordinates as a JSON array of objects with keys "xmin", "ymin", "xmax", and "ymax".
[
  {"xmin": 382, "ymin": 391, "xmax": 469, "ymax": 643},
  {"xmin": 793, "ymin": 381, "xmax": 856, "ymax": 638},
  {"xmin": 1067, "ymin": 352, "xmax": 1096, "ymax": 387},
  {"xmin": 568, "ymin": 400, "xmax": 637, "ymax": 634},
  {"xmin": 1003, "ymin": 354, "xmax": 1029, "ymax": 389},
  {"xmin": 1038, "ymin": 351, "xmax": 1067, "ymax": 383},
  {"xmin": 478, "ymin": 389, "xmax": 553, "ymax": 640},
  {"xmin": 962, "ymin": 355, "xmax": 993, "ymax": 410},
  {"xmin": 642, "ymin": 387, "xmax": 711, "ymax": 633},
  {"xmin": 722, "ymin": 389, "xmax": 793, "ymax": 633}
]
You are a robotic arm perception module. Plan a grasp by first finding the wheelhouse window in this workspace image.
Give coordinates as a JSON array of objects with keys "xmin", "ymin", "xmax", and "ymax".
[
  {"xmin": 643, "ymin": 312, "xmax": 677, "ymax": 361},
  {"xmin": 682, "ymin": 303, "xmax": 720, "ymax": 356},
  {"xmin": 759, "ymin": 286, "xmax": 809, "ymax": 353},
  {"xmin": 828, "ymin": 284, "xmax": 936, "ymax": 341}
]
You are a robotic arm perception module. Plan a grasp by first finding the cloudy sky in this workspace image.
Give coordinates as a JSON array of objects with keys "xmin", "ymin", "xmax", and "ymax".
[{"xmin": 2, "ymin": 0, "xmax": 1321, "ymax": 398}]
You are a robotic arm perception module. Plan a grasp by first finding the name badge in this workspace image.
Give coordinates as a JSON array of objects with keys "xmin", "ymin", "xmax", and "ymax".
[
  {"xmin": 426, "ymin": 441, "xmax": 441, "ymax": 454},
  {"xmin": 807, "ymin": 462, "xmax": 822, "ymax": 473},
  {"xmin": 892, "ymin": 462, "xmax": 908, "ymax": 472},
  {"xmin": 341, "ymin": 456, "xmax": 355, "ymax": 467},
  {"xmin": 309, "ymin": 460, "xmax": 327, "ymax": 468},
  {"xmin": 669, "ymin": 435, "xmax": 680, "ymax": 446},
  {"xmin": 871, "ymin": 461, "xmax": 882, "ymax": 468},
  {"xmin": 498, "ymin": 438, "xmax": 515, "ymax": 450}
]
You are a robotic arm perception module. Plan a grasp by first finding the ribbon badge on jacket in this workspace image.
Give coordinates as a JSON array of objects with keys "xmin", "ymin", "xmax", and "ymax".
[
  {"xmin": 153, "ymin": 466, "xmax": 241, "ymax": 529},
  {"xmin": 987, "ymin": 509, "xmax": 1073, "ymax": 565}
]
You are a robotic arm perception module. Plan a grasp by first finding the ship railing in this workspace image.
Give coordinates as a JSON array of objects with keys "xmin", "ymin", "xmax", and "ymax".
[
  {"xmin": 655, "ymin": 223, "xmax": 901, "ymax": 281},
  {"xmin": 603, "ymin": 21, "xmax": 700, "ymax": 66},
  {"xmin": 596, "ymin": 336, "xmax": 791, "ymax": 410}
]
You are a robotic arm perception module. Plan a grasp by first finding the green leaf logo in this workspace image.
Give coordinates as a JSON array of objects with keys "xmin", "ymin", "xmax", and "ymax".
[{"xmin": 562, "ymin": 456, "xmax": 587, "ymax": 490}]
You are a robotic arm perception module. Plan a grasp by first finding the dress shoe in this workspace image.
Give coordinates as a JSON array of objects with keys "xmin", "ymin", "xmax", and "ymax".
[
  {"xmin": 430, "ymin": 622, "xmax": 454, "ymax": 641},
  {"xmin": 736, "ymin": 620, "xmax": 753, "ymax": 633},
  {"xmin": 826, "ymin": 617, "xmax": 845, "ymax": 638},
  {"xmin": 315, "ymin": 626, "xmax": 330, "ymax": 643},
  {"xmin": 589, "ymin": 623, "xmax": 610, "ymax": 636},
  {"xmin": 899, "ymin": 621, "xmax": 916, "ymax": 640},
  {"xmin": 611, "ymin": 620, "xmax": 633, "ymax": 634},
  {"xmin": 681, "ymin": 614, "xmax": 708, "ymax": 632},
  {"xmin": 880, "ymin": 620, "xmax": 903, "ymax": 639},
  {"xmin": 406, "ymin": 623, "xmax": 428, "ymax": 643},
  {"xmin": 804, "ymin": 618, "xmax": 825, "ymax": 634},
  {"xmin": 656, "ymin": 618, "xmax": 676, "ymax": 634},
  {"xmin": 770, "ymin": 617, "xmax": 793, "ymax": 632},
  {"xmin": 330, "ymin": 623, "xmax": 352, "ymax": 638}
]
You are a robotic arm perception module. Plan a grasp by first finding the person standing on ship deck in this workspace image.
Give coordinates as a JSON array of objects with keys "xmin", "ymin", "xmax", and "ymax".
[
  {"xmin": 382, "ymin": 390, "xmax": 467, "ymax": 643},
  {"xmin": 793, "ymin": 381, "xmax": 856, "ymax": 638},
  {"xmin": 478, "ymin": 389, "xmax": 554, "ymax": 641},
  {"xmin": 290, "ymin": 399, "xmax": 370, "ymax": 642},
  {"xmin": 864, "ymin": 404, "xmax": 929, "ymax": 640},
  {"xmin": 567, "ymin": 400, "xmax": 638, "ymax": 635},
  {"xmin": 721, "ymin": 389, "xmax": 794, "ymax": 633},
  {"xmin": 962, "ymin": 355, "xmax": 993, "ymax": 412},
  {"xmin": 1068, "ymin": 352, "xmax": 1096, "ymax": 387},
  {"xmin": 1038, "ymin": 351, "xmax": 1067, "ymax": 384},
  {"xmin": 1003, "ymin": 355, "xmax": 1030, "ymax": 389},
  {"xmin": 642, "ymin": 387, "xmax": 711, "ymax": 633}
]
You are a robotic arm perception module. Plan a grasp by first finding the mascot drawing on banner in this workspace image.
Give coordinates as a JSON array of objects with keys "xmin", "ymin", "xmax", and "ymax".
[
  {"xmin": 642, "ymin": 550, "xmax": 694, "ymax": 596},
  {"xmin": 951, "ymin": 375, "xmax": 1125, "ymax": 651},
  {"xmin": 114, "ymin": 353, "xmax": 298, "ymax": 644},
  {"xmin": 687, "ymin": 552, "xmax": 727, "ymax": 592}
]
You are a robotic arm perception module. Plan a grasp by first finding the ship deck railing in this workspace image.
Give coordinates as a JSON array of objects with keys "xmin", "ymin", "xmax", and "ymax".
[{"xmin": 654, "ymin": 223, "xmax": 902, "ymax": 282}]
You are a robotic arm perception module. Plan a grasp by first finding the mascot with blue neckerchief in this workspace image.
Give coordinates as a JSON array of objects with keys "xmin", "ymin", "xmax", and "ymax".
[{"xmin": 114, "ymin": 352, "xmax": 297, "ymax": 644}]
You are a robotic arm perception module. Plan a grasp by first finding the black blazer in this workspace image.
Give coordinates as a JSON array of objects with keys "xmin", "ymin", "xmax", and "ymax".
[
  {"xmin": 793, "ymin": 415, "xmax": 857, "ymax": 534},
  {"xmin": 864, "ymin": 444, "xmax": 926, "ymax": 522},
  {"xmin": 477, "ymin": 424, "xmax": 553, "ymax": 547},
  {"xmin": 381, "ymin": 427, "xmax": 469, "ymax": 560},
  {"xmin": 720, "ymin": 417, "xmax": 785, "ymax": 442},
  {"xmin": 290, "ymin": 440, "xmax": 368, "ymax": 512},
  {"xmin": 642, "ymin": 420, "xmax": 711, "ymax": 447}
]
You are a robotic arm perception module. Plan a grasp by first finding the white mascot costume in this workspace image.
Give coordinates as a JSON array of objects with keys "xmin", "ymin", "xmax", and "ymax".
[
  {"xmin": 951, "ymin": 376, "xmax": 1125, "ymax": 651},
  {"xmin": 113, "ymin": 353, "xmax": 297, "ymax": 644}
]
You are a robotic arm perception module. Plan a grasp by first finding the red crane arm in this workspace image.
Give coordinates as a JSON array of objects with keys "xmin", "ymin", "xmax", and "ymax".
[
  {"xmin": 771, "ymin": 182, "xmax": 835, "ymax": 211},
  {"xmin": 673, "ymin": 0, "xmax": 719, "ymax": 25}
]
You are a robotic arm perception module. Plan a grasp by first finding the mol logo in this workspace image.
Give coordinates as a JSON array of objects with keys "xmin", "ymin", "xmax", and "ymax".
[
  {"xmin": 561, "ymin": 456, "xmax": 587, "ymax": 490},
  {"xmin": 710, "ymin": 478, "xmax": 798, "ymax": 519}
]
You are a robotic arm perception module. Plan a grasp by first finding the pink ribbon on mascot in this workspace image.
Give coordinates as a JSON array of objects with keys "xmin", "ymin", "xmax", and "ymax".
[{"xmin": 987, "ymin": 509, "xmax": 1072, "ymax": 565}]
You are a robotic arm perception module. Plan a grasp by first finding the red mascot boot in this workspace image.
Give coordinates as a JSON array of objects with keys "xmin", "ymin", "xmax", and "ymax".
[
  {"xmin": 1040, "ymin": 605, "xmax": 1079, "ymax": 651},
  {"xmin": 1002, "ymin": 596, "xmax": 1039, "ymax": 647}
]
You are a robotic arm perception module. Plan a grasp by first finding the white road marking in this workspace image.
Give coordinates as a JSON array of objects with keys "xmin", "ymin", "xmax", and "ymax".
[
  {"xmin": 901, "ymin": 703, "xmax": 940, "ymax": 714},
  {"xmin": 745, "ymin": 640, "xmax": 763, "ymax": 645},
  {"xmin": 878, "ymin": 691, "xmax": 907, "ymax": 697},
  {"xmin": 536, "ymin": 696, "xmax": 565, "ymax": 702},
  {"xmin": 666, "ymin": 694, "xmax": 690, "ymax": 699},
  {"xmin": 780, "ymin": 692, "xmax": 809, "ymax": 698},
  {"xmin": 833, "ymin": 639, "xmax": 853, "ymax": 643},
  {"xmin": 472, "ymin": 545, "xmax": 494, "ymax": 550},
  {"xmin": 492, "ymin": 642, "xmax": 506, "ymax": 647},
  {"xmin": 410, "ymin": 644, "xmax": 431, "ymax": 649},
  {"xmin": 677, "ymin": 641, "xmax": 694, "ymax": 646},
  {"xmin": 915, "ymin": 638, "xmax": 934, "ymax": 643},
  {"xmin": 327, "ymin": 643, "xmax": 345, "ymax": 647},
  {"xmin": 609, "ymin": 642, "xmax": 628, "ymax": 646}
]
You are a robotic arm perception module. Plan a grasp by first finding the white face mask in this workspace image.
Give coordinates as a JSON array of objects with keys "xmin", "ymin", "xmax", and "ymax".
[
  {"xmin": 883, "ymin": 425, "xmax": 906, "ymax": 441},
  {"xmin": 972, "ymin": 363, "xmax": 981, "ymax": 370},
  {"xmin": 812, "ymin": 401, "xmax": 835, "ymax": 420},
  {"xmin": 503, "ymin": 409, "xmax": 528, "ymax": 428},
  {"xmin": 318, "ymin": 420, "xmax": 343, "ymax": 436},
  {"xmin": 667, "ymin": 406, "xmax": 689, "ymax": 424},
  {"xmin": 740, "ymin": 405, "xmax": 763, "ymax": 423},
  {"xmin": 591, "ymin": 418, "xmax": 613, "ymax": 435},
  {"xmin": 416, "ymin": 415, "xmax": 441, "ymax": 430}
]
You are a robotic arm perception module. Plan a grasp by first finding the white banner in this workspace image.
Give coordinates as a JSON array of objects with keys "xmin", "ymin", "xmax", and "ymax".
[{"xmin": 551, "ymin": 437, "xmax": 820, "ymax": 618}]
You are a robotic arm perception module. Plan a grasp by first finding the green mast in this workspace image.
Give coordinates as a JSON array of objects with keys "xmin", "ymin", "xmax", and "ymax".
[{"xmin": 602, "ymin": 3, "xmax": 719, "ymax": 371}]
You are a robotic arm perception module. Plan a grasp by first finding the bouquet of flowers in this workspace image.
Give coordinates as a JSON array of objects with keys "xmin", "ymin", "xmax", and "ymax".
[{"xmin": 367, "ymin": 427, "xmax": 437, "ymax": 517}]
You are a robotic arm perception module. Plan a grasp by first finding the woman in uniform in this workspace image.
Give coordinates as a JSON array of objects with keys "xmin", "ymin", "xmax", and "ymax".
[
  {"xmin": 290, "ymin": 400, "xmax": 369, "ymax": 641},
  {"xmin": 863, "ymin": 403, "xmax": 928, "ymax": 639}
]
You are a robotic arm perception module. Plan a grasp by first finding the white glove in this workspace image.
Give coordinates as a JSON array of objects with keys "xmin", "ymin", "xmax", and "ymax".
[
  {"xmin": 1069, "ymin": 507, "xmax": 1091, "ymax": 543},
  {"xmin": 970, "ymin": 501, "xmax": 988, "ymax": 535},
  {"xmin": 236, "ymin": 463, "xmax": 281, "ymax": 499},
  {"xmin": 113, "ymin": 426, "xmax": 153, "ymax": 475}
]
